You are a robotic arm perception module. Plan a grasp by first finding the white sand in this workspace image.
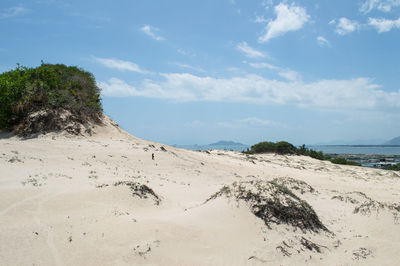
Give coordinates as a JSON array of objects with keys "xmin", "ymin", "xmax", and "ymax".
[{"xmin": 1, "ymin": 117, "xmax": 399, "ymax": 265}]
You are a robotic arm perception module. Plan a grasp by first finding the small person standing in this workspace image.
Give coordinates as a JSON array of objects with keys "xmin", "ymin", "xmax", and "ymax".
[{"xmin": 152, "ymin": 153, "xmax": 154, "ymax": 160}]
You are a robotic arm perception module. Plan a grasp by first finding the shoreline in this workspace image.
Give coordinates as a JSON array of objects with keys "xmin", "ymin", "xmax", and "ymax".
[{"xmin": 327, "ymin": 153, "xmax": 400, "ymax": 168}]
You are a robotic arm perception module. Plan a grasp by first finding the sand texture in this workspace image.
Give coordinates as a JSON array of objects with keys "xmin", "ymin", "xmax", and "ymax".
[{"xmin": 1, "ymin": 118, "xmax": 400, "ymax": 265}]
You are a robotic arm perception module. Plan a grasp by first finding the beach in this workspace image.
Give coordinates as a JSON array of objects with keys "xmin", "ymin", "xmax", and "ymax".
[{"xmin": 1, "ymin": 119, "xmax": 400, "ymax": 265}]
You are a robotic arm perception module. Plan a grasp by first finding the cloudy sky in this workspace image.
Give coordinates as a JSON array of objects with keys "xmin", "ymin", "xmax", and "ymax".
[{"xmin": 1, "ymin": 0, "xmax": 400, "ymax": 145}]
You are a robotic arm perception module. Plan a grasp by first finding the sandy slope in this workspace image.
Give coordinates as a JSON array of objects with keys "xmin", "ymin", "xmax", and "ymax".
[{"xmin": 1, "ymin": 118, "xmax": 400, "ymax": 265}]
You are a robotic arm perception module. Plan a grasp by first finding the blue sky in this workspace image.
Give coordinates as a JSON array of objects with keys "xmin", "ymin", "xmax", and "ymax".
[{"xmin": 1, "ymin": 0, "xmax": 400, "ymax": 145}]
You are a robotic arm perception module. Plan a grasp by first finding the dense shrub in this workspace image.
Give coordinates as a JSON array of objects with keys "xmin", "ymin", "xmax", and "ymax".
[
  {"xmin": 276, "ymin": 141, "xmax": 297, "ymax": 154},
  {"xmin": 308, "ymin": 150, "xmax": 326, "ymax": 160},
  {"xmin": 248, "ymin": 141, "xmax": 297, "ymax": 155},
  {"xmin": 250, "ymin": 141, "xmax": 277, "ymax": 154},
  {"xmin": 246, "ymin": 140, "xmax": 360, "ymax": 166},
  {"xmin": 0, "ymin": 63, "xmax": 102, "ymax": 131},
  {"xmin": 329, "ymin": 158, "xmax": 361, "ymax": 166},
  {"xmin": 247, "ymin": 141, "xmax": 326, "ymax": 159}
]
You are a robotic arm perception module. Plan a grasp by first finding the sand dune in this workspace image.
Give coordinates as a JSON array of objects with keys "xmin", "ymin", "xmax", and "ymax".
[{"xmin": 1, "ymin": 118, "xmax": 399, "ymax": 265}]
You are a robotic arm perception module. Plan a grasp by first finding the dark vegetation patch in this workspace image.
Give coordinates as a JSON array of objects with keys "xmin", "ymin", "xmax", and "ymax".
[
  {"xmin": 329, "ymin": 158, "xmax": 360, "ymax": 166},
  {"xmin": 0, "ymin": 63, "xmax": 102, "ymax": 135},
  {"xmin": 384, "ymin": 163, "xmax": 400, "ymax": 171},
  {"xmin": 114, "ymin": 181, "xmax": 161, "ymax": 205},
  {"xmin": 245, "ymin": 141, "xmax": 298, "ymax": 155},
  {"xmin": 272, "ymin": 177, "xmax": 316, "ymax": 195},
  {"xmin": 275, "ymin": 237, "xmax": 330, "ymax": 257},
  {"xmin": 206, "ymin": 180, "xmax": 328, "ymax": 232},
  {"xmin": 300, "ymin": 237, "xmax": 328, "ymax": 253},
  {"xmin": 352, "ymin": 247, "xmax": 373, "ymax": 260}
]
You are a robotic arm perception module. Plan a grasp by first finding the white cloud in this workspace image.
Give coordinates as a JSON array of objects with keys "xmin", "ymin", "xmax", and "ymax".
[
  {"xmin": 254, "ymin": 15, "xmax": 268, "ymax": 23},
  {"xmin": 278, "ymin": 70, "xmax": 300, "ymax": 81},
  {"xmin": 237, "ymin": 42, "xmax": 266, "ymax": 58},
  {"xmin": 0, "ymin": 6, "xmax": 29, "ymax": 19},
  {"xmin": 177, "ymin": 49, "xmax": 187, "ymax": 55},
  {"xmin": 98, "ymin": 78, "xmax": 139, "ymax": 97},
  {"xmin": 227, "ymin": 67, "xmax": 243, "ymax": 73},
  {"xmin": 317, "ymin": 36, "xmax": 330, "ymax": 47},
  {"xmin": 261, "ymin": 0, "xmax": 274, "ymax": 8},
  {"xmin": 259, "ymin": 3, "xmax": 310, "ymax": 42},
  {"xmin": 361, "ymin": 0, "xmax": 382, "ymax": 13},
  {"xmin": 172, "ymin": 62, "xmax": 204, "ymax": 72},
  {"xmin": 368, "ymin": 17, "xmax": 400, "ymax": 32},
  {"xmin": 360, "ymin": 0, "xmax": 400, "ymax": 13},
  {"xmin": 247, "ymin": 61, "xmax": 299, "ymax": 81},
  {"xmin": 177, "ymin": 49, "xmax": 196, "ymax": 57},
  {"xmin": 140, "ymin": 25, "xmax": 164, "ymax": 41},
  {"xmin": 248, "ymin": 62, "xmax": 279, "ymax": 70},
  {"xmin": 98, "ymin": 73, "xmax": 400, "ymax": 114},
  {"xmin": 94, "ymin": 57, "xmax": 148, "ymax": 73},
  {"xmin": 335, "ymin": 18, "xmax": 360, "ymax": 35}
]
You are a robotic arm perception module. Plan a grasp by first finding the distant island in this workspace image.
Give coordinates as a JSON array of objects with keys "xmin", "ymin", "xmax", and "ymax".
[
  {"xmin": 209, "ymin": 140, "xmax": 247, "ymax": 146},
  {"xmin": 385, "ymin": 136, "xmax": 400, "ymax": 145}
]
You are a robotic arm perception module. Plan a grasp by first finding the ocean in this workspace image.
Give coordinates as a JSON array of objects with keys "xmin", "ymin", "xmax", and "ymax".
[{"xmin": 307, "ymin": 145, "xmax": 400, "ymax": 155}]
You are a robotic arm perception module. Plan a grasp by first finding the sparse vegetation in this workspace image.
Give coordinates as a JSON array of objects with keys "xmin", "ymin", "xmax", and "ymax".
[
  {"xmin": 332, "ymin": 191, "xmax": 400, "ymax": 221},
  {"xmin": 114, "ymin": 181, "xmax": 161, "ymax": 205},
  {"xmin": 206, "ymin": 180, "xmax": 328, "ymax": 232},
  {"xmin": 272, "ymin": 177, "xmax": 316, "ymax": 195},
  {"xmin": 0, "ymin": 63, "xmax": 102, "ymax": 134}
]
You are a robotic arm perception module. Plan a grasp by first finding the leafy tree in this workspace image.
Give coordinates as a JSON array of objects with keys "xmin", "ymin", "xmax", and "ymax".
[{"xmin": 0, "ymin": 63, "xmax": 102, "ymax": 131}]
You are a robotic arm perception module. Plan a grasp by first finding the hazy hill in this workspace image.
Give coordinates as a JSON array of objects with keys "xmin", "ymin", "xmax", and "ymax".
[
  {"xmin": 385, "ymin": 136, "xmax": 400, "ymax": 145},
  {"xmin": 209, "ymin": 140, "xmax": 246, "ymax": 146}
]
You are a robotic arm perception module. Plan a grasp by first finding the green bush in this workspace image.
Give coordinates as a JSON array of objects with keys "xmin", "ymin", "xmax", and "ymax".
[
  {"xmin": 249, "ymin": 141, "xmax": 277, "ymax": 154},
  {"xmin": 295, "ymin": 144, "xmax": 326, "ymax": 160},
  {"xmin": 248, "ymin": 141, "xmax": 296, "ymax": 155},
  {"xmin": 384, "ymin": 163, "xmax": 400, "ymax": 171},
  {"xmin": 0, "ymin": 63, "xmax": 102, "ymax": 131},
  {"xmin": 308, "ymin": 149, "xmax": 326, "ymax": 160},
  {"xmin": 246, "ymin": 140, "xmax": 360, "ymax": 166},
  {"xmin": 329, "ymin": 158, "xmax": 361, "ymax": 166},
  {"xmin": 275, "ymin": 141, "xmax": 297, "ymax": 154}
]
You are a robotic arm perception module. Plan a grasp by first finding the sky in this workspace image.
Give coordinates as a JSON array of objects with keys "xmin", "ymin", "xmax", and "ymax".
[{"xmin": 1, "ymin": 0, "xmax": 400, "ymax": 145}]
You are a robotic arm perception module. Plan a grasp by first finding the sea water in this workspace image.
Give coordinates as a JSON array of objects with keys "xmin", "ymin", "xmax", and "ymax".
[{"xmin": 307, "ymin": 145, "xmax": 400, "ymax": 155}]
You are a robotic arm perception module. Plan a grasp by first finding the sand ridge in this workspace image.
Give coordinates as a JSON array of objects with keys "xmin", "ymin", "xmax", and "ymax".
[{"xmin": 1, "ymin": 119, "xmax": 400, "ymax": 265}]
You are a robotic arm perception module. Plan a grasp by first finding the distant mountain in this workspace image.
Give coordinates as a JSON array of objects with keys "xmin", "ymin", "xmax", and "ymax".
[
  {"xmin": 385, "ymin": 136, "xmax": 400, "ymax": 145},
  {"xmin": 209, "ymin": 140, "xmax": 246, "ymax": 146}
]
